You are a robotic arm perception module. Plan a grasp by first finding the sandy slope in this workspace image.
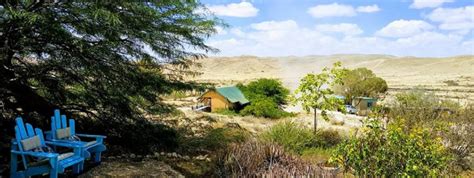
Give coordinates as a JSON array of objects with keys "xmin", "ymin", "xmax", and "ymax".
[{"xmin": 190, "ymin": 55, "xmax": 474, "ymax": 103}]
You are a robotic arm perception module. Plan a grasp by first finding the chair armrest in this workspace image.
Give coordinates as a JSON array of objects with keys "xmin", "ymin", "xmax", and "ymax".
[
  {"xmin": 11, "ymin": 150, "xmax": 58, "ymax": 158},
  {"xmin": 45, "ymin": 140, "xmax": 85, "ymax": 148},
  {"xmin": 76, "ymin": 133, "xmax": 106, "ymax": 139}
]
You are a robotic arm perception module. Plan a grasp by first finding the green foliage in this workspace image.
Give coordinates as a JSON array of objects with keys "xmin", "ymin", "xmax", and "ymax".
[
  {"xmin": 330, "ymin": 119, "xmax": 450, "ymax": 177},
  {"xmin": 238, "ymin": 78, "xmax": 290, "ymax": 105},
  {"xmin": 261, "ymin": 121, "xmax": 343, "ymax": 154},
  {"xmin": 0, "ymin": 1, "xmax": 221, "ymax": 157},
  {"xmin": 240, "ymin": 98, "xmax": 293, "ymax": 119},
  {"xmin": 387, "ymin": 91, "xmax": 473, "ymax": 174},
  {"xmin": 389, "ymin": 90, "xmax": 461, "ymax": 127},
  {"xmin": 334, "ymin": 68, "xmax": 388, "ymax": 103},
  {"xmin": 237, "ymin": 78, "xmax": 293, "ymax": 119},
  {"xmin": 292, "ymin": 62, "xmax": 346, "ymax": 130},
  {"xmin": 261, "ymin": 121, "xmax": 315, "ymax": 154}
]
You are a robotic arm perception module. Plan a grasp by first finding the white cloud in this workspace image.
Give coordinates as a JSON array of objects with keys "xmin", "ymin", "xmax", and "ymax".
[
  {"xmin": 410, "ymin": 0, "xmax": 454, "ymax": 9},
  {"xmin": 427, "ymin": 6, "xmax": 474, "ymax": 33},
  {"xmin": 307, "ymin": 3, "xmax": 381, "ymax": 18},
  {"xmin": 376, "ymin": 19, "xmax": 435, "ymax": 38},
  {"xmin": 207, "ymin": 20, "xmax": 472, "ymax": 57},
  {"xmin": 356, "ymin": 5, "xmax": 381, "ymax": 13},
  {"xmin": 315, "ymin": 23, "xmax": 363, "ymax": 36},
  {"xmin": 307, "ymin": 3, "xmax": 356, "ymax": 18},
  {"xmin": 207, "ymin": 2, "xmax": 258, "ymax": 17},
  {"xmin": 250, "ymin": 20, "xmax": 298, "ymax": 31}
]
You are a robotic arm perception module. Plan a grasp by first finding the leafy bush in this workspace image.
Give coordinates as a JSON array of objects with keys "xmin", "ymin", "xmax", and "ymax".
[
  {"xmin": 240, "ymin": 98, "xmax": 293, "ymax": 119},
  {"xmin": 238, "ymin": 78, "xmax": 289, "ymax": 105},
  {"xmin": 334, "ymin": 67, "xmax": 387, "ymax": 104},
  {"xmin": 330, "ymin": 119, "xmax": 450, "ymax": 177},
  {"xmin": 237, "ymin": 78, "xmax": 293, "ymax": 119}
]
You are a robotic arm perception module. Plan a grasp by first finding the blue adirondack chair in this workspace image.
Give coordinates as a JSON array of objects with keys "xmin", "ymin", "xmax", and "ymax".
[
  {"xmin": 10, "ymin": 117, "xmax": 84, "ymax": 178},
  {"xmin": 46, "ymin": 109, "xmax": 106, "ymax": 163}
]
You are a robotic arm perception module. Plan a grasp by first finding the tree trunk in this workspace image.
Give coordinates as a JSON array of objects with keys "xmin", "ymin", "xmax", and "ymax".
[{"xmin": 313, "ymin": 107, "xmax": 318, "ymax": 133}]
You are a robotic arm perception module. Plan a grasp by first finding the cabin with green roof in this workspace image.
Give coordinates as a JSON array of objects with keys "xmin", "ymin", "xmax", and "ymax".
[{"xmin": 197, "ymin": 86, "xmax": 249, "ymax": 112}]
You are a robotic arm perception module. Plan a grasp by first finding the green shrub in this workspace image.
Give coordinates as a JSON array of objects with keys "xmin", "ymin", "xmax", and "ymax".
[
  {"xmin": 330, "ymin": 119, "xmax": 451, "ymax": 177},
  {"xmin": 260, "ymin": 121, "xmax": 315, "ymax": 154},
  {"xmin": 237, "ymin": 78, "xmax": 293, "ymax": 119},
  {"xmin": 313, "ymin": 129, "xmax": 343, "ymax": 148},
  {"xmin": 238, "ymin": 78, "xmax": 289, "ymax": 105},
  {"xmin": 240, "ymin": 98, "xmax": 293, "ymax": 119},
  {"xmin": 261, "ymin": 122, "xmax": 344, "ymax": 154}
]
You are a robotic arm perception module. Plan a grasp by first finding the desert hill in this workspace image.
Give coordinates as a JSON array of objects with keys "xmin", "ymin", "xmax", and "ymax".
[{"xmin": 191, "ymin": 55, "xmax": 474, "ymax": 103}]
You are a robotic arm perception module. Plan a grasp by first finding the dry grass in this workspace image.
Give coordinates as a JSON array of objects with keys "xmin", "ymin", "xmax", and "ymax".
[{"xmin": 214, "ymin": 140, "xmax": 339, "ymax": 177}]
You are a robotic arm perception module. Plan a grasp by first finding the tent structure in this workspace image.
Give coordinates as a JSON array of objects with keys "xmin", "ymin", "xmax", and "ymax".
[{"xmin": 197, "ymin": 86, "xmax": 249, "ymax": 112}]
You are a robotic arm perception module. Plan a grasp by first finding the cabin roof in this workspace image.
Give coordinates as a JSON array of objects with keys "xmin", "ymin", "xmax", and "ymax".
[
  {"xmin": 355, "ymin": 96, "xmax": 377, "ymax": 101},
  {"xmin": 215, "ymin": 86, "xmax": 250, "ymax": 105}
]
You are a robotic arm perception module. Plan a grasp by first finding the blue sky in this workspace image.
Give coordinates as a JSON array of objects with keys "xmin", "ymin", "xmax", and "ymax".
[{"xmin": 199, "ymin": 0, "xmax": 474, "ymax": 57}]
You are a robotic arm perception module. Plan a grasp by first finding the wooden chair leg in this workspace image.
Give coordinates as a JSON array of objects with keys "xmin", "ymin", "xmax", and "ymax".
[
  {"xmin": 94, "ymin": 152, "xmax": 102, "ymax": 163},
  {"xmin": 10, "ymin": 152, "xmax": 18, "ymax": 177},
  {"xmin": 73, "ymin": 162, "xmax": 81, "ymax": 174},
  {"xmin": 49, "ymin": 158, "xmax": 59, "ymax": 178}
]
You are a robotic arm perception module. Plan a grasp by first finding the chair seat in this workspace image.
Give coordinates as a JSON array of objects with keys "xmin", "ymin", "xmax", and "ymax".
[
  {"xmin": 28, "ymin": 152, "xmax": 75, "ymax": 167},
  {"xmin": 58, "ymin": 155, "xmax": 84, "ymax": 169}
]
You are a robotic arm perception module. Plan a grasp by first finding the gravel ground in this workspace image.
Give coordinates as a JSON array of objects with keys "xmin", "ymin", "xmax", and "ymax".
[{"xmin": 79, "ymin": 160, "xmax": 184, "ymax": 178}]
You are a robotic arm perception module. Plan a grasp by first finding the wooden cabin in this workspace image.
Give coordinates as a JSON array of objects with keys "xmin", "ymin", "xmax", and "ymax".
[
  {"xmin": 352, "ymin": 97, "xmax": 377, "ymax": 116},
  {"xmin": 197, "ymin": 86, "xmax": 249, "ymax": 112}
]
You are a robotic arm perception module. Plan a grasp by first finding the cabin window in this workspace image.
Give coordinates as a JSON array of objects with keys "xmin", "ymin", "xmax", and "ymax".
[{"xmin": 367, "ymin": 101, "xmax": 373, "ymax": 108}]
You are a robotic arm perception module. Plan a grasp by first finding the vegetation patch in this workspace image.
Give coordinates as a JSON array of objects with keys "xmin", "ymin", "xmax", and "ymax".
[{"xmin": 236, "ymin": 78, "xmax": 294, "ymax": 119}]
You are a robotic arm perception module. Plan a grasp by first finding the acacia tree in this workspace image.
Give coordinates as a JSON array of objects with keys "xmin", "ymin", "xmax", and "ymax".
[
  {"xmin": 292, "ymin": 62, "xmax": 346, "ymax": 132},
  {"xmin": 0, "ymin": 1, "xmax": 220, "ymax": 154},
  {"xmin": 334, "ymin": 68, "xmax": 387, "ymax": 104}
]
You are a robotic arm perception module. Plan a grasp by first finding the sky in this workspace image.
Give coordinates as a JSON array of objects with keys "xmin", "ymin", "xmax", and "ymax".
[{"xmin": 199, "ymin": 0, "xmax": 474, "ymax": 57}]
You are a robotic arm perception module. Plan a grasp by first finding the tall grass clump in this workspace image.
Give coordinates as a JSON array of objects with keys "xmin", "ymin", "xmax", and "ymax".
[
  {"xmin": 214, "ymin": 140, "xmax": 322, "ymax": 177},
  {"xmin": 260, "ymin": 121, "xmax": 343, "ymax": 154}
]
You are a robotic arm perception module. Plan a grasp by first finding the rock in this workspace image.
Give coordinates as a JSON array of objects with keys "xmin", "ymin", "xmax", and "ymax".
[
  {"xmin": 171, "ymin": 152, "xmax": 178, "ymax": 158},
  {"xmin": 195, "ymin": 155, "xmax": 206, "ymax": 160},
  {"xmin": 183, "ymin": 156, "xmax": 190, "ymax": 160},
  {"xmin": 116, "ymin": 156, "xmax": 122, "ymax": 159},
  {"xmin": 130, "ymin": 154, "xmax": 136, "ymax": 159},
  {"xmin": 154, "ymin": 152, "xmax": 160, "ymax": 158},
  {"xmin": 160, "ymin": 152, "xmax": 165, "ymax": 156},
  {"xmin": 137, "ymin": 155, "xmax": 143, "ymax": 159},
  {"xmin": 108, "ymin": 156, "xmax": 115, "ymax": 159}
]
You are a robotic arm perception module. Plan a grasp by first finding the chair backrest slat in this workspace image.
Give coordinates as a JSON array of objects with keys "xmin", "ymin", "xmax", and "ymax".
[
  {"xmin": 26, "ymin": 123, "xmax": 35, "ymax": 138},
  {"xmin": 14, "ymin": 120, "xmax": 29, "ymax": 169},
  {"xmin": 15, "ymin": 117, "xmax": 28, "ymax": 139},
  {"xmin": 54, "ymin": 109, "xmax": 61, "ymax": 129},
  {"xmin": 69, "ymin": 119, "xmax": 76, "ymax": 135},
  {"xmin": 61, "ymin": 115, "xmax": 67, "ymax": 128}
]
